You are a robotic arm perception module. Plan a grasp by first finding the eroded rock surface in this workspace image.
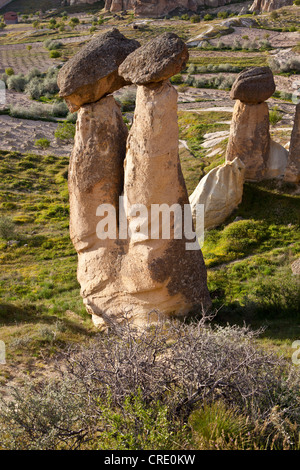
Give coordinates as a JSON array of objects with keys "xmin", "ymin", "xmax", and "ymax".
[
  {"xmin": 226, "ymin": 100, "xmax": 270, "ymax": 181},
  {"xmin": 119, "ymin": 33, "xmax": 188, "ymax": 85},
  {"xmin": 284, "ymin": 103, "xmax": 300, "ymax": 184},
  {"xmin": 121, "ymin": 80, "xmax": 211, "ymax": 320},
  {"xmin": 230, "ymin": 67, "xmax": 275, "ymax": 105},
  {"xmin": 189, "ymin": 157, "xmax": 245, "ymax": 230},
  {"xmin": 105, "ymin": 0, "xmax": 243, "ymax": 17},
  {"xmin": 68, "ymin": 95, "xmax": 129, "ymax": 327},
  {"xmin": 265, "ymin": 140, "xmax": 288, "ymax": 179},
  {"xmin": 62, "ymin": 31, "xmax": 211, "ymax": 328},
  {"xmin": 57, "ymin": 29, "xmax": 140, "ymax": 112},
  {"xmin": 250, "ymin": 0, "xmax": 293, "ymax": 12}
]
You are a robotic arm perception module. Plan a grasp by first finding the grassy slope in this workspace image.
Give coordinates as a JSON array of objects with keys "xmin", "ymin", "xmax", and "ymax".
[
  {"xmin": 0, "ymin": 121, "xmax": 299, "ymax": 368},
  {"xmin": 0, "ymin": 0, "xmax": 299, "ymax": 386},
  {"xmin": 0, "ymin": 150, "xmax": 94, "ymax": 387}
]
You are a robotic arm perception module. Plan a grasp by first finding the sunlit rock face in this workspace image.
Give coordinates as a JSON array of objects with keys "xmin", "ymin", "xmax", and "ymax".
[
  {"xmin": 250, "ymin": 0, "xmax": 293, "ymax": 12},
  {"xmin": 284, "ymin": 103, "xmax": 300, "ymax": 184}
]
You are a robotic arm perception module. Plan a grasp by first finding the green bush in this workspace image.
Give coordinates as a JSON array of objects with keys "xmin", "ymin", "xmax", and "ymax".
[
  {"xmin": 5, "ymin": 67, "xmax": 14, "ymax": 76},
  {"xmin": 44, "ymin": 40, "xmax": 63, "ymax": 51},
  {"xmin": 69, "ymin": 17, "xmax": 80, "ymax": 28},
  {"xmin": 222, "ymin": 219, "xmax": 269, "ymax": 253},
  {"xmin": 49, "ymin": 50, "xmax": 61, "ymax": 59},
  {"xmin": 7, "ymin": 74, "xmax": 26, "ymax": 92},
  {"xmin": 116, "ymin": 88, "xmax": 136, "ymax": 112},
  {"xmin": 25, "ymin": 77, "xmax": 43, "ymax": 100},
  {"xmin": 25, "ymin": 67, "xmax": 41, "ymax": 81},
  {"xmin": 247, "ymin": 269, "xmax": 300, "ymax": 317},
  {"xmin": 66, "ymin": 112, "xmax": 77, "ymax": 123},
  {"xmin": 55, "ymin": 122, "xmax": 76, "ymax": 141},
  {"xmin": 217, "ymin": 11, "xmax": 228, "ymax": 19},
  {"xmin": 189, "ymin": 401, "xmax": 248, "ymax": 448},
  {"xmin": 269, "ymin": 106, "xmax": 282, "ymax": 125},
  {"xmin": 190, "ymin": 15, "xmax": 200, "ymax": 23},
  {"xmin": 34, "ymin": 138, "xmax": 51, "ymax": 149},
  {"xmin": 170, "ymin": 74, "xmax": 184, "ymax": 84},
  {"xmin": 52, "ymin": 101, "xmax": 68, "ymax": 118},
  {"xmin": 10, "ymin": 103, "xmax": 53, "ymax": 120}
]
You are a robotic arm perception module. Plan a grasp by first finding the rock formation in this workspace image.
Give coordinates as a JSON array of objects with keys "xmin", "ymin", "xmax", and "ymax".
[
  {"xmin": 230, "ymin": 67, "xmax": 276, "ymax": 105},
  {"xmin": 291, "ymin": 258, "xmax": 300, "ymax": 275},
  {"xmin": 119, "ymin": 80, "xmax": 211, "ymax": 321},
  {"xmin": 104, "ymin": 0, "xmax": 134, "ymax": 12},
  {"xmin": 265, "ymin": 140, "xmax": 289, "ymax": 179},
  {"xmin": 69, "ymin": 0, "xmax": 100, "ymax": 5},
  {"xmin": 60, "ymin": 29, "xmax": 211, "ymax": 328},
  {"xmin": 250, "ymin": 0, "xmax": 293, "ymax": 12},
  {"xmin": 105, "ymin": 0, "xmax": 245, "ymax": 17},
  {"xmin": 284, "ymin": 103, "xmax": 300, "ymax": 184},
  {"xmin": 69, "ymin": 96, "xmax": 129, "ymax": 328},
  {"xmin": 226, "ymin": 67, "xmax": 275, "ymax": 181},
  {"xmin": 189, "ymin": 158, "xmax": 245, "ymax": 230},
  {"xmin": 119, "ymin": 32, "xmax": 189, "ymax": 85},
  {"xmin": 57, "ymin": 29, "xmax": 140, "ymax": 112}
]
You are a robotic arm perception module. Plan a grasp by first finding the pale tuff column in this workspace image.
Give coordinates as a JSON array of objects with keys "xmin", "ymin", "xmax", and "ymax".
[
  {"xmin": 284, "ymin": 103, "xmax": 300, "ymax": 184},
  {"xmin": 122, "ymin": 80, "xmax": 211, "ymax": 321},
  {"xmin": 226, "ymin": 100, "xmax": 270, "ymax": 181},
  {"xmin": 69, "ymin": 95, "xmax": 128, "ymax": 327}
]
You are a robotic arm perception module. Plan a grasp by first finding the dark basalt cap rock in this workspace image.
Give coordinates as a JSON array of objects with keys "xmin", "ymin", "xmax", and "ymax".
[
  {"xmin": 230, "ymin": 66, "xmax": 276, "ymax": 104},
  {"xmin": 57, "ymin": 28, "xmax": 140, "ymax": 112},
  {"xmin": 118, "ymin": 32, "xmax": 189, "ymax": 85}
]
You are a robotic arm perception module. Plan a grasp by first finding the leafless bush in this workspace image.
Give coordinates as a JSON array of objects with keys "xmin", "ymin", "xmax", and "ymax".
[
  {"xmin": 63, "ymin": 318, "xmax": 287, "ymax": 417},
  {"xmin": 0, "ymin": 317, "xmax": 299, "ymax": 449}
]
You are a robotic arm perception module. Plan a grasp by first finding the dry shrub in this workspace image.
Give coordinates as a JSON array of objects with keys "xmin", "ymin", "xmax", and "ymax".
[{"xmin": 0, "ymin": 316, "xmax": 299, "ymax": 449}]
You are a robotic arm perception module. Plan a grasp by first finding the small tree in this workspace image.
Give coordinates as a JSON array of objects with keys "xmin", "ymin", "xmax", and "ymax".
[{"xmin": 69, "ymin": 17, "xmax": 80, "ymax": 29}]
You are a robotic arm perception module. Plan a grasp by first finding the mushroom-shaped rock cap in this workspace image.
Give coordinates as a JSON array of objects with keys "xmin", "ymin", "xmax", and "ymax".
[
  {"xmin": 230, "ymin": 66, "xmax": 275, "ymax": 104},
  {"xmin": 118, "ymin": 32, "xmax": 189, "ymax": 85},
  {"xmin": 57, "ymin": 28, "xmax": 140, "ymax": 112}
]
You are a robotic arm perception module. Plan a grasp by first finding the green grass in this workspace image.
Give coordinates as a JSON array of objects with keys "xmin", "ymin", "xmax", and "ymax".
[
  {"xmin": 203, "ymin": 181, "xmax": 300, "ymax": 356},
  {"xmin": 178, "ymin": 110, "xmax": 231, "ymax": 193},
  {"xmin": 0, "ymin": 72, "xmax": 299, "ymax": 395},
  {"xmin": 0, "ymin": 150, "xmax": 89, "ymax": 319},
  {"xmin": 188, "ymin": 53, "xmax": 269, "ymax": 69}
]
